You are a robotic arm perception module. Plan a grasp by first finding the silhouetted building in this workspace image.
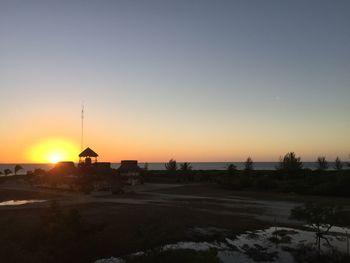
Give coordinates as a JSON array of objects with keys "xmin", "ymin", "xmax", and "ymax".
[
  {"xmin": 50, "ymin": 161, "xmax": 76, "ymax": 176},
  {"xmin": 79, "ymin": 147, "xmax": 98, "ymax": 165},
  {"xmin": 95, "ymin": 162, "xmax": 111, "ymax": 170},
  {"xmin": 117, "ymin": 160, "xmax": 142, "ymax": 185}
]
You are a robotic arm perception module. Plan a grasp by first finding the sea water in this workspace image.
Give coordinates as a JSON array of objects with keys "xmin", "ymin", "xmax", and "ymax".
[{"xmin": 0, "ymin": 162, "xmax": 344, "ymax": 175}]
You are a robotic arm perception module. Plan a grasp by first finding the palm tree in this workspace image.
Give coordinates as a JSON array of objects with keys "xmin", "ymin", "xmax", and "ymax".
[
  {"xmin": 14, "ymin": 164, "xmax": 24, "ymax": 175},
  {"xmin": 165, "ymin": 159, "xmax": 177, "ymax": 171},
  {"xmin": 4, "ymin": 169, "xmax": 12, "ymax": 176},
  {"xmin": 180, "ymin": 162, "xmax": 192, "ymax": 171},
  {"xmin": 180, "ymin": 162, "xmax": 193, "ymax": 181}
]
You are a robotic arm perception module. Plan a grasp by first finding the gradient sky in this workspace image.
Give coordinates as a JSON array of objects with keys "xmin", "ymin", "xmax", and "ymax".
[{"xmin": 0, "ymin": 0, "xmax": 349, "ymax": 163}]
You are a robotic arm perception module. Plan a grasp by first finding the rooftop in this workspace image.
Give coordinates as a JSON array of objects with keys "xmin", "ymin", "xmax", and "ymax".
[{"xmin": 79, "ymin": 147, "xmax": 98, "ymax": 158}]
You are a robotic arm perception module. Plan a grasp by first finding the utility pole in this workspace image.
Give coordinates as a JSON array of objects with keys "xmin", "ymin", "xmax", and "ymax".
[{"xmin": 81, "ymin": 103, "xmax": 84, "ymax": 151}]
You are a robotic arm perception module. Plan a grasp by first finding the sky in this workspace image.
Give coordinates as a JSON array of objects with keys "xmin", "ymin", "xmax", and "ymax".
[{"xmin": 0, "ymin": 0, "xmax": 349, "ymax": 163}]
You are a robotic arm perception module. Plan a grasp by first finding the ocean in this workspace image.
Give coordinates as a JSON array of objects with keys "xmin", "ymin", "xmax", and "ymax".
[{"xmin": 0, "ymin": 162, "xmax": 345, "ymax": 175}]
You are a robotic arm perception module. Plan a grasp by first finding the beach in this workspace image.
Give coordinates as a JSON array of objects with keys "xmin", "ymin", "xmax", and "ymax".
[{"xmin": 1, "ymin": 181, "xmax": 350, "ymax": 262}]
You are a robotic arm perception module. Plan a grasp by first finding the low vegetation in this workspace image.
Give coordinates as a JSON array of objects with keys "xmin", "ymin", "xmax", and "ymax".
[
  {"xmin": 289, "ymin": 203, "xmax": 350, "ymax": 262},
  {"xmin": 290, "ymin": 203, "xmax": 345, "ymax": 236},
  {"xmin": 0, "ymin": 201, "xmax": 104, "ymax": 263},
  {"xmin": 143, "ymin": 153, "xmax": 350, "ymax": 197},
  {"xmin": 292, "ymin": 244, "xmax": 350, "ymax": 263}
]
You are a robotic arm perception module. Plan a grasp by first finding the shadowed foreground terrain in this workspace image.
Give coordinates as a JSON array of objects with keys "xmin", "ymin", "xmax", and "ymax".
[{"xmin": 0, "ymin": 183, "xmax": 349, "ymax": 263}]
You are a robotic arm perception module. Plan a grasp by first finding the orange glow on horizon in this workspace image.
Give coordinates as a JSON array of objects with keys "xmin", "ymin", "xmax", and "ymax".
[
  {"xmin": 47, "ymin": 153, "xmax": 62, "ymax": 164},
  {"xmin": 25, "ymin": 137, "xmax": 80, "ymax": 164}
]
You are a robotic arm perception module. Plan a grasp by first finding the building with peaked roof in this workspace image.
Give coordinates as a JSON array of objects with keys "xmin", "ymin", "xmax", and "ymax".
[{"xmin": 79, "ymin": 147, "xmax": 98, "ymax": 165}]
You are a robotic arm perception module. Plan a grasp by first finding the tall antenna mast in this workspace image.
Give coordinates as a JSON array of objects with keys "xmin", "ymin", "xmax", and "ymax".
[{"xmin": 81, "ymin": 102, "xmax": 84, "ymax": 151}]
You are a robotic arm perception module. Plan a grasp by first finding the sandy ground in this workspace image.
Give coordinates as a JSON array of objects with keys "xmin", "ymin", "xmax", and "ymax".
[
  {"xmin": 1, "ymin": 182, "xmax": 349, "ymax": 259},
  {"xmin": 2, "ymin": 182, "xmax": 349, "ymax": 225}
]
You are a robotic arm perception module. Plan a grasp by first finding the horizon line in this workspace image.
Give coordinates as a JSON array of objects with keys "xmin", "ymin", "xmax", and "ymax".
[{"xmin": 0, "ymin": 160, "xmax": 342, "ymax": 165}]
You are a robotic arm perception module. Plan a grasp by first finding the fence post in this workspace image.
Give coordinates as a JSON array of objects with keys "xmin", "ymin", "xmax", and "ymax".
[
  {"xmin": 274, "ymin": 217, "xmax": 277, "ymax": 232},
  {"xmin": 347, "ymin": 231, "xmax": 349, "ymax": 255},
  {"xmin": 274, "ymin": 217, "xmax": 278, "ymax": 248}
]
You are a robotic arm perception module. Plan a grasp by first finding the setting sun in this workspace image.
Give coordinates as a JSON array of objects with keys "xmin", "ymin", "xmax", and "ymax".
[
  {"xmin": 48, "ymin": 153, "xmax": 63, "ymax": 164},
  {"xmin": 26, "ymin": 137, "xmax": 80, "ymax": 163}
]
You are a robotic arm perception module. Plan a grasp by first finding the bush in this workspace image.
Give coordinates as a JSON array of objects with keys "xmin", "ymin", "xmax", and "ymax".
[
  {"xmin": 317, "ymin": 156, "xmax": 329, "ymax": 171},
  {"xmin": 290, "ymin": 202, "xmax": 344, "ymax": 236},
  {"xmin": 165, "ymin": 159, "xmax": 177, "ymax": 172},
  {"xmin": 239, "ymin": 175, "xmax": 254, "ymax": 188},
  {"xmin": 255, "ymin": 176, "xmax": 277, "ymax": 190},
  {"xmin": 292, "ymin": 244, "xmax": 350, "ymax": 263},
  {"xmin": 277, "ymin": 152, "xmax": 303, "ymax": 174},
  {"xmin": 0, "ymin": 201, "xmax": 104, "ymax": 263}
]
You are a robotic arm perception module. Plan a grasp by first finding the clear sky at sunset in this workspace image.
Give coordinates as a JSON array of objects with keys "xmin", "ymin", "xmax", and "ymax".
[{"xmin": 0, "ymin": 0, "xmax": 349, "ymax": 163}]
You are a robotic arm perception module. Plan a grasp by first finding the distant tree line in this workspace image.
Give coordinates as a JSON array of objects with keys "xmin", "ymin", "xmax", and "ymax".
[
  {"xmin": 0, "ymin": 164, "xmax": 23, "ymax": 176},
  {"xmin": 164, "ymin": 153, "xmax": 349, "ymax": 175},
  {"xmin": 153, "ymin": 153, "xmax": 350, "ymax": 197}
]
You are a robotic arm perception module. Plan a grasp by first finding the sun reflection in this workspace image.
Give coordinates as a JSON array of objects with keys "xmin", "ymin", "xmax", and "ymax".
[{"xmin": 26, "ymin": 137, "xmax": 79, "ymax": 163}]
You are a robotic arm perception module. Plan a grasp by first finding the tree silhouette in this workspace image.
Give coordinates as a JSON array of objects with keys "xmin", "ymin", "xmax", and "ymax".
[
  {"xmin": 180, "ymin": 162, "xmax": 192, "ymax": 171},
  {"xmin": 290, "ymin": 203, "xmax": 344, "ymax": 251},
  {"xmin": 227, "ymin": 163, "xmax": 237, "ymax": 175},
  {"xmin": 278, "ymin": 152, "xmax": 303, "ymax": 173},
  {"xmin": 3, "ymin": 169, "xmax": 12, "ymax": 176},
  {"xmin": 334, "ymin": 157, "xmax": 343, "ymax": 170},
  {"xmin": 180, "ymin": 162, "xmax": 193, "ymax": 181},
  {"xmin": 165, "ymin": 159, "xmax": 177, "ymax": 171},
  {"xmin": 317, "ymin": 156, "xmax": 329, "ymax": 171},
  {"xmin": 244, "ymin": 157, "xmax": 253, "ymax": 171},
  {"xmin": 14, "ymin": 164, "xmax": 23, "ymax": 175}
]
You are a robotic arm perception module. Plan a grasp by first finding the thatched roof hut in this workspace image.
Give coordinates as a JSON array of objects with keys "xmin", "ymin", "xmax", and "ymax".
[
  {"xmin": 79, "ymin": 147, "xmax": 98, "ymax": 165},
  {"xmin": 79, "ymin": 147, "xmax": 98, "ymax": 158}
]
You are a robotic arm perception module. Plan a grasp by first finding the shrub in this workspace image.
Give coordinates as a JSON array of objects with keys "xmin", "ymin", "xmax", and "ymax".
[
  {"xmin": 239, "ymin": 175, "xmax": 253, "ymax": 188},
  {"xmin": 290, "ymin": 203, "xmax": 344, "ymax": 236},
  {"xmin": 317, "ymin": 156, "xmax": 329, "ymax": 171},
  {"xmin": 255, "ymin": 176, "xmax": 277, "ymax": 190},
  {"xmin": 277, "ymin": 152, "xmax": 303, "ymax": 174},
  {"xmin": 244, "ymin": 157, "xmax": 254, "ymax": 171},
  {"xmin": 227, "ymin": 164, "xmax": 237, "ymax": 176},
  {"xmin": 165, "ymin": 159, "xmax": 177, "ymax": 171},
  {"xmin": 334, "ymin": 157, "xmax": 343, "ymax": 170}
]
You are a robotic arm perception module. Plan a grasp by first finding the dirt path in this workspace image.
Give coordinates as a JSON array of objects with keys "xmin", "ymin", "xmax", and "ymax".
[
  {"xmin": 1, "ymin": 183, "xmax": 349, "ymax": 227},
  {"xmin": 0, "ymin": 184, "xmax": 296, "ymax": 225}
]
